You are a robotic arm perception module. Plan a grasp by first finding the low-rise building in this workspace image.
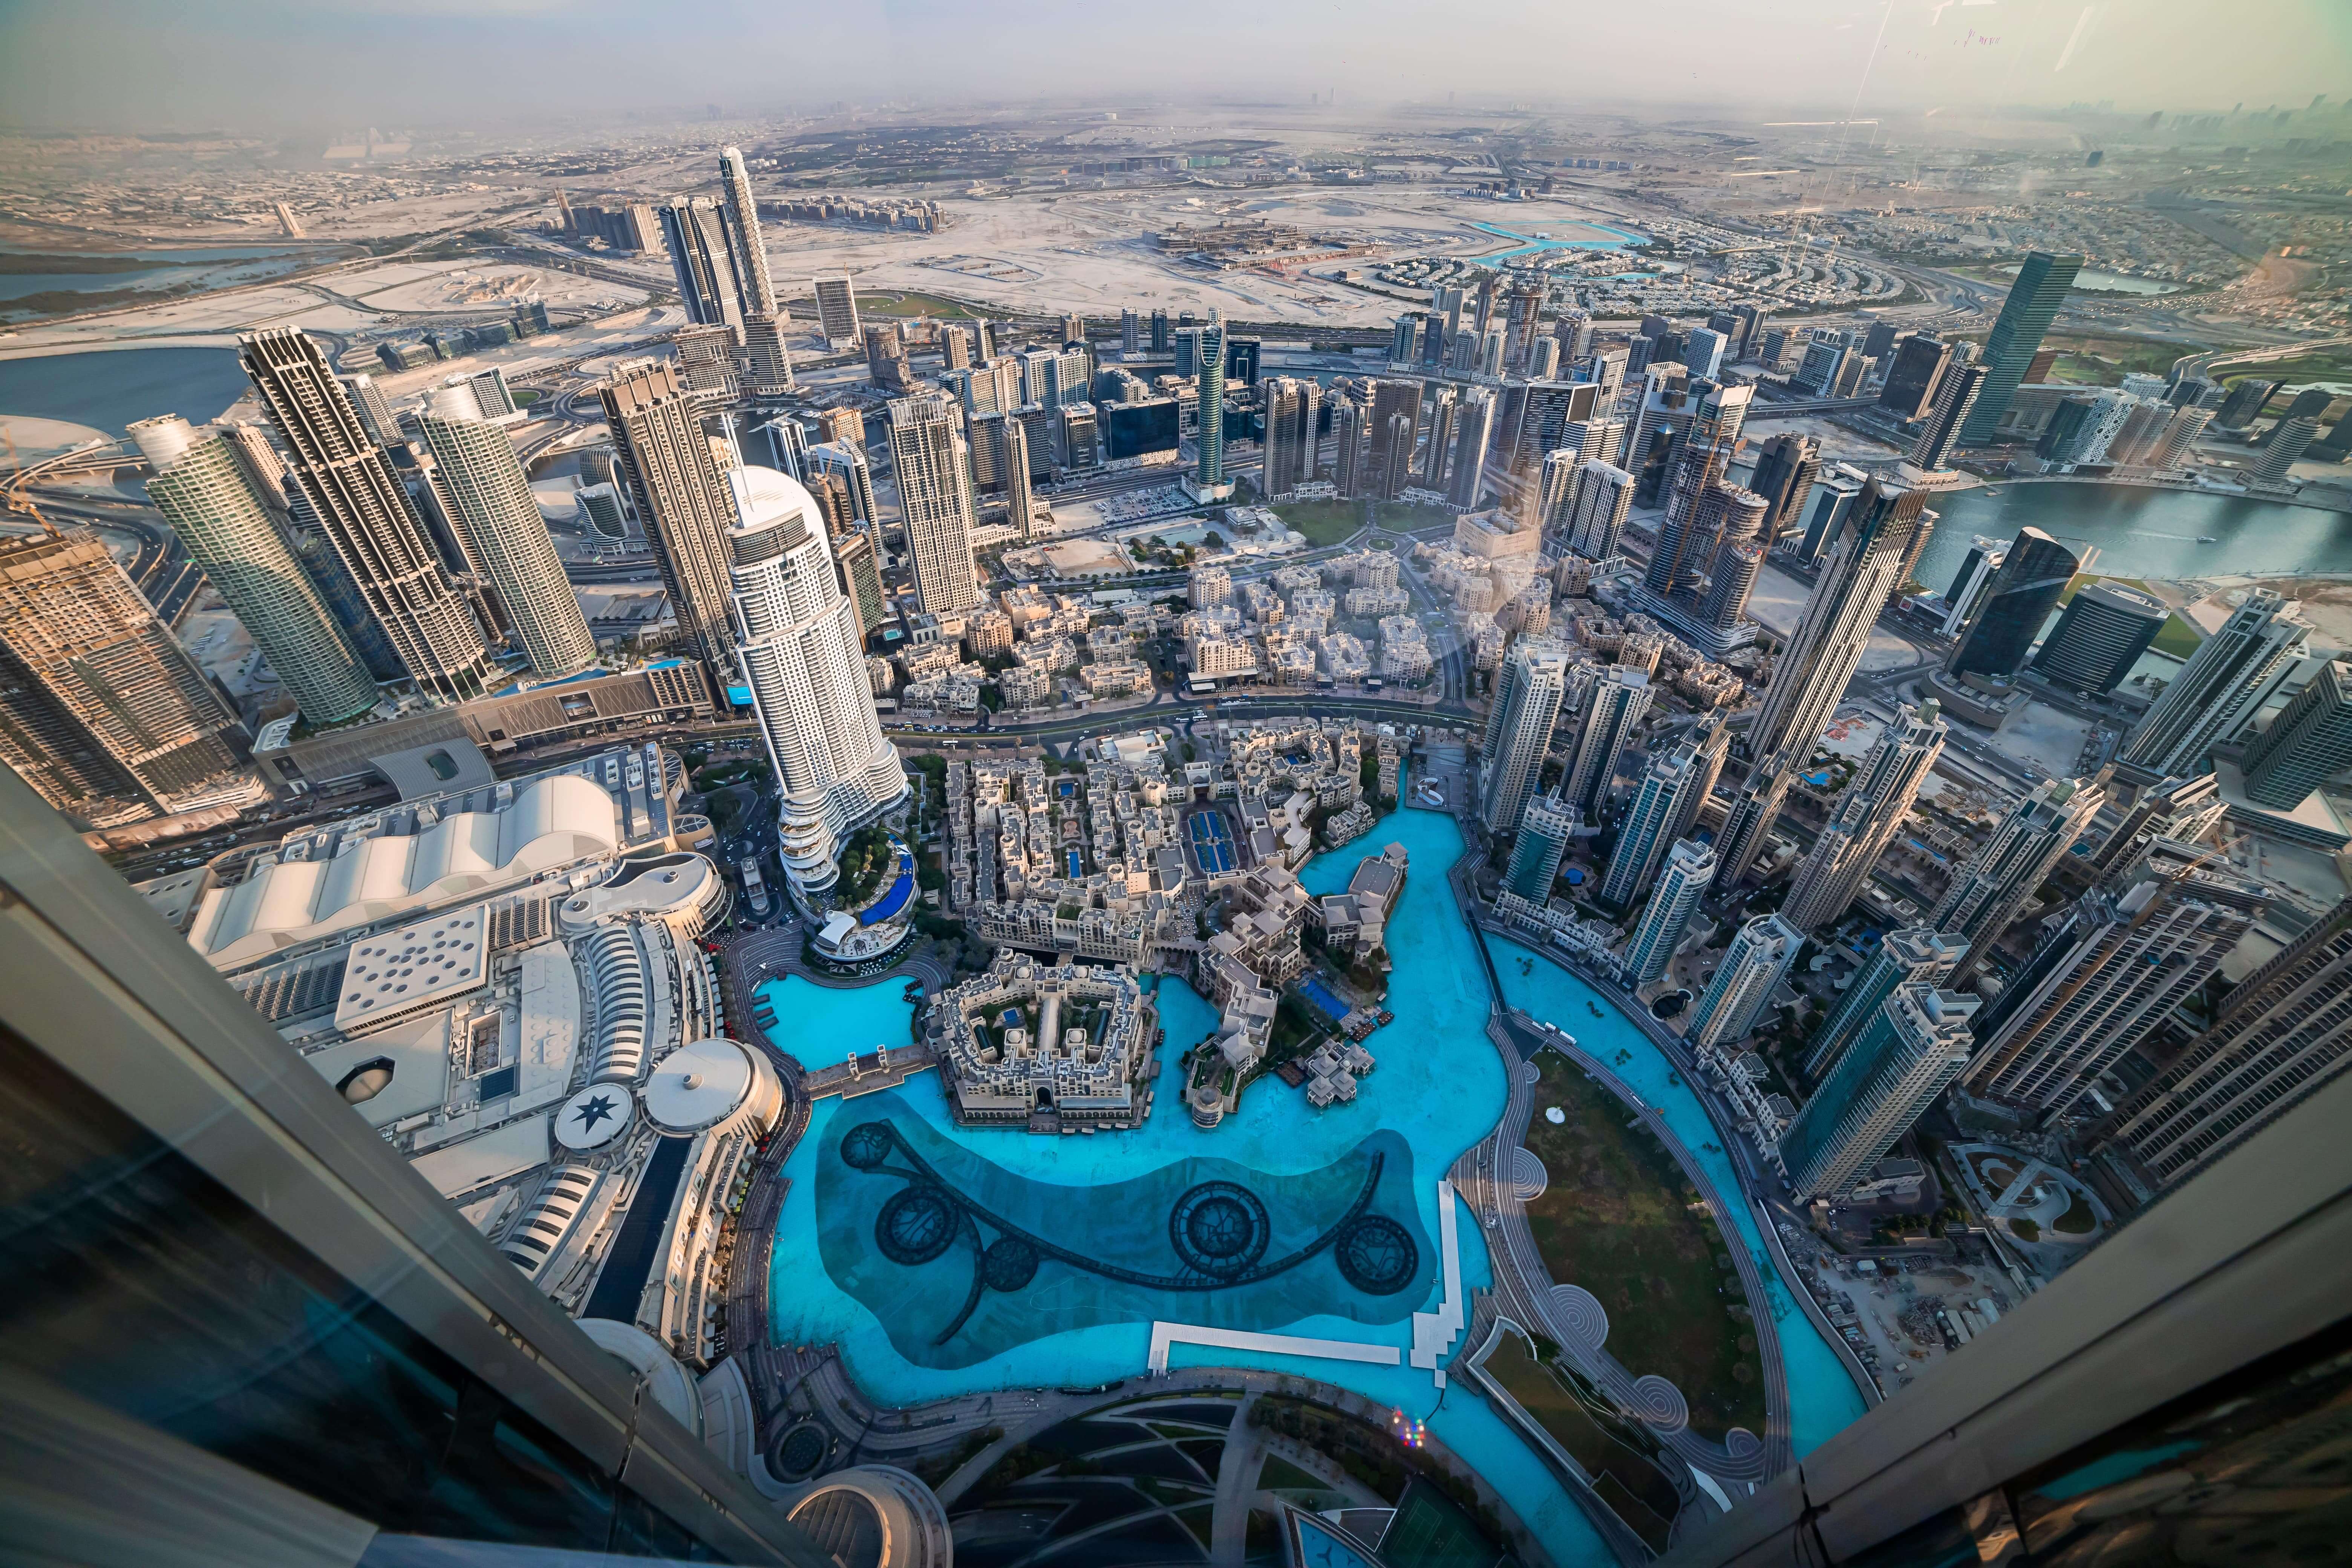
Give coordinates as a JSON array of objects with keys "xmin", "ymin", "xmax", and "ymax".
[{"xmin": 933, "ymin": 951, "xmax": 1160, "ymax": 1131}]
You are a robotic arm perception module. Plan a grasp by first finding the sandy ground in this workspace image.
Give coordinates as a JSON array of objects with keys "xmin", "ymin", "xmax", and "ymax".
[
  {"xmin": 0, "ymin": 414, "xmax": 112, "ymax": 459},
  {"xmin": 347, "ymin": 260, "xmax": 643, "ymax": 315},
  {"xmin": 1989, "ymin": 701, "xmax": 2095, "ymax": 779}
]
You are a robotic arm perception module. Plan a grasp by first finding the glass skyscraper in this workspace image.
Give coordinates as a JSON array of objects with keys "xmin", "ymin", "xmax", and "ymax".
[{"xmin": 1956, "ymin": 251, "xmax": 2083, "ymax": 445}]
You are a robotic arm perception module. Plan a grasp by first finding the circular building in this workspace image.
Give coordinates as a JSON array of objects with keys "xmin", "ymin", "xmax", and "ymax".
[
  {"xmin": 554, "ymin": 1083, "xmax": 637, "ymax": 1154},
  {"xmin": 783, "ymin": 1465, "xmax": 953, "ymax": 1568},
  {"xmin": 644, "ymin": 1037, "xmax": 785, "ymax": 1139}
]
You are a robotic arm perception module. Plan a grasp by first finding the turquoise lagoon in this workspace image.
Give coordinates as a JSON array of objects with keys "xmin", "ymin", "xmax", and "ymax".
[{"xmin": 758, "ymin": 797, "xmax": 1861, "ymax": 1556}]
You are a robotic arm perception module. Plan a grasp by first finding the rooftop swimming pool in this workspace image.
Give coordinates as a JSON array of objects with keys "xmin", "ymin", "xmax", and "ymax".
[{"xmin": 757, "ymin": 794, "xmax": 1863, "ymax": 1557}]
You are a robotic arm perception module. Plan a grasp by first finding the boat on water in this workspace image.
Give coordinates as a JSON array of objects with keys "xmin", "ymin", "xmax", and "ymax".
[{"xmin": 2198, "ymin": 536, "xmax": 2218, "ymax": 542}]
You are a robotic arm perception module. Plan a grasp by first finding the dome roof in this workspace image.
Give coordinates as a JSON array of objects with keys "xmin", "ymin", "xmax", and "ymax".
[{"xmin": 645, "ymin": 1037, "xmax": 756, "ymax": 1135}]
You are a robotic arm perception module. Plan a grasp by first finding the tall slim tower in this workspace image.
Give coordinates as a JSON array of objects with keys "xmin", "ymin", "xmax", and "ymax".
[
  {"xmin": 1562, "ymin": 666, "xmax": 1651, "ymax": 816},
  {"xmin": 239, "ymin": 326, "xmax": 493, "ymax": 704},
  {"xmin": 0, "ymin": 526, "xmax": 255, "ymax": 825},
  {"xmin": 726, "ymin": 467, "xmax": 908, "ymax": 901},
  {"xmin": 657, "ymin": 200, "xmax": 742, "ymax": 332},
  {"xmin": 812, "ymin": 276, "xmax": 862, "ymax": 349},
  {"xmin": 1748, "ymin": 479, "xmax": 1928, "ymax": 766},
  {"xmin": 1802, "ymin": 927, "xmax": 1967, "ymax": 1079},
  {"xmin": 1261, "ymin": 377, "xmax": 1321, "ymax": 499},
  {"xmin": 132, "ymin": 416, "xmax": 376, "ymax": 727},
  {"xmin": 971, "ymin": 411, "xmax": 1036, "ymax": 544},
  {"xmin": 717, "ymin": 146, "xmax": 778, "ymax": 320},
  {"xmin": 1507, "ymin": 792, "xmax": 1579, "ymax": 902},
  {"xmin": 2119, "ymin": 588, "xmax": 2306, "ymax": 778},
  {"xmin": 1194, "ymin": 320, "xmax": 1227, "ymax": 492},
  {"xmin": 2086, "ymin": 772, "xmax": 2223, "ymax": 879},
  {"xmin": 1928, "ymin": 775, "xmax": 2105, "ymax": 977},
  {"xmin": 888, "ymin": 395, "xmax": 983, "ymax": 616},
  {"xmin": 1562, "ymin": 460, "xmax": 1635, "ymax": 562},
  {"xmin": 1781, "ymin": 700, "xmax": 1947, "ymax": 932},
  {"xmin": 599, "ymin": 361, "xmax": 737, "ymax": 684},
  {"xmin": 1478, "ymin": 636, "xmax": 1574, "ymax": 833},
  {"xmin": 2241, "ymin": 660, "xmax": 2352, "ymax": 809},
  {"xmin": 1968, "ymin": 841, "xmax": 2269, "ymax": 1117},
  {"xmin": 1906, "ymin": 361, "xmax": 1987, "ymax": 473},
  {"xmin": 1710, "ymin": 760, "xmax": 1796, "ymax": 894},
  {"xmin": 1957, "ymin": 252, "xmax": 2084, "ymax": 444},
  {"xmin": 1449, "ymin": 388, "xmax": 1495, "ymax": 509},
  {"xmin": 1947, "ymin": 527, "xmax": 2082, "ymax": 680},
  {"xmin": 1779, "ymin": 985, "xmax": 1979, "ymax": 1199},
  {"xmin": 1601, "ymin": 735, "xmax": 1708, "ymax": 908},
  {"xmin": 1364, "ymin": 380, "xmax": 1423, "ymax": 501},
  {"xmin": 1625, "ymin": 839, "xmax": 1715, "ymax": 983},
  {"xmin": 415, "ymin": 384, "xmax": 599, "ymax": 681},
  {"xmin": 1687, "ymin": 913, "xmax": 1803, "ymax": 1055},
  {"xmin": 2098, "ymin": 895, "xmax": 2352, "ymax": 1192}
]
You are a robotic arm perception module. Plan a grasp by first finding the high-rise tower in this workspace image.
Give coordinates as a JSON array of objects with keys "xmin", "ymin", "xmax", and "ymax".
[
  {"xmin": 726, "ymin": 467, "xmax": 908, "ymax": 901},
  {"xmin": 1802, "ymin": 927, "xmax": 1967, "ymax": 1080},
  {"xmin": 1507, "ymin": 792, "xmax": 1579, "ymax": 902},
  {"xmin": 1478, "ymin": 636, "xmax": 1575, "ymax": 834},
  {"xmin": 1687, "ymin": 913, "xmax": 1803, "ymax": 1055},
  {"xmin": 0, "ymin": 525, "xmax": 259, "ymax": 827},
  {"xmin": 1601, "ymin": 734, "xmax": 1709, "ymax": 908},
  {"xmin": 599, "ymin": 361, "xmax": 738, "ymax": 687},
  {"xmin": 133, "ymin": 416, "xmax": 376, "ymax": 727},
  {"xmin": 2241, "ymin": 660, "xmax": 2352, "ymax": 809},
  {"xmin": 1624, "ymin": 839, "xmax": 1715, "ymax": 983},
  {"xmin": 2032, "ymin": 582, "xmax": 2168, "ymax": 695},
  {"xmin": 1957, "ymin": 252, "xmax": 2084, "ymax": 444},
  {"xmin": 657, "ymin": 199, "xmax": 742, "ymax": 332},
  {"xmin": 716, "ymin": 145, "xmax": 778, "ymax": 319},
  {"xmin": 1928, "ymin": 775, "xmax": 2105, "ymax": 978},
  {"xmin": 1561, "ymin": 460, "xmax": 1635, "ymax": 562},
  {"xmin": 887, "ymin": 395, "xmax": 983, "ymax": 616},
  {"xmin": 1447, "ymin": 387, "xmax": 1495, "ymax": 510},
  {"xmin": 415, "ymin": 384, "xmax": 599, "ymax": 681},
  {"xmin": 1779, "ymin": 985, "xmax": 1978, "ymax": 1200},
  {"xmin": 812, "ymin": 276, "xmax": 861, "ymax": 349},
  {"xmin": 1562, "ymin": 666, "xmax": 1652, "ymax": 816},
  {"xmin": 2098, "ymin": 895, "xmax": 2352, "ymax": 1192},
  {"xmin": 1193, "ymin": 320, "xmax": 1227, "ymax": 494},
  {"xmin": 1906, "ymin": 361, "xmax": 1987, "ymax": 474},
  {"xmin": 1969, "ymin": 841, "xmax": 2268, "ymax": 1117},
  {"xmin": 1781, "ymin": 701, "xmax": 1947, "ymax": 932},
  {"xmin": 239, "ymin": 327, "xmax": 493, "ymax": 704},
  {"xmin": 2119, "ymin": 588, "xmax": 2306, "ymax": 778},
  {"xmin": 1946, "ymin": 527, "xmax": 2082, "ymax": 680},
  {"xmin": 1261, "ymin": 377, "xmax": 1321, "ymax": 498}
]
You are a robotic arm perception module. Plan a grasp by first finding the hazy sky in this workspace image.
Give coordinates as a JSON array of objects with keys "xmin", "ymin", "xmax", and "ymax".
[{"xmin": 0, "ymin": 0, "xmax": 2345, "ymax": 136}]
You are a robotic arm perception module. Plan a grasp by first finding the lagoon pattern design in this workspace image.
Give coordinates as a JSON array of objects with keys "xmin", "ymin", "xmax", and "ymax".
[{"xmin": 813, "ymin": 1096, "xmax": 1434, "ymax": 1372}]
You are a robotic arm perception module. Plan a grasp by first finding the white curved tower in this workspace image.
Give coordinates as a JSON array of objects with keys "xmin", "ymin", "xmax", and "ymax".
[{"xmin": 726, "ymin": 466, "xmax": 906, "ymax": 899}]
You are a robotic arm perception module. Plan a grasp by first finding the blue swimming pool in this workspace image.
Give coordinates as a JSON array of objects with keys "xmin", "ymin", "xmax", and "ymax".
[
  {"xmin": 1187, "ymin": 810, "xmax": 1237, "ymax": 875},
  {"xmin": 1298, "ymin": 975, "xmax": 1352, "ymax": 1024}
]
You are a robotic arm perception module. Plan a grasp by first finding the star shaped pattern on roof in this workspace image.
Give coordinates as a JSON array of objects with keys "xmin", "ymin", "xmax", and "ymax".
[{"xmin": 572, "ymin": 1092, "xmax": 620, "ymax": 1133}]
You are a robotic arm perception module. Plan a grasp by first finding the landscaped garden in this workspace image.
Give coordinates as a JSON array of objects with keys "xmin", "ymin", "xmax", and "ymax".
[
  {"xmin": 1270, "ymin": 499, "xmax": 1361, "ymax": 546},
  {"xmin": 1518, "ymin": 1054, "xmax": 1768, "ymax": 1442}
]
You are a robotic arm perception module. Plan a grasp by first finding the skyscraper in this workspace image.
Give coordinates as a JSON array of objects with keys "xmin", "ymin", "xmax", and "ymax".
[
  {"xmin": 1711, "ymin": 760, "xmax": 1796, "ymax": 894},
  {"xmin": 1748, "ymin": 479, "xmax": 1929, "ymax": 766},
  {"xmin": 1802, "ymin": 927, "xmax": 1967, "ymax": 1079},
  {"xmin": 1746, "ymin": 432, "xmax": 1821, "ymax": 542},
  {"xmin": 1601, "ymin": 735, "xmax": 1709, "ymax": 908},
  {"xmin": 1421, "ymin": 386, "xmax": 1458, "ymax": 489},
  {"xmin": 2213, "ymin": 377, "xmax": 2277, "ymax": 430},
  {"xmin": 1928, "ymin": 775, "xmax": 2105, "ymax": 977},
  {"xmin": 1957, "ymin": 251, "xmax": 2084, "ymax": 445},
  {"xmin": 740, "ymin": 313, "xmax": 793, "ymax": 395},
  {"xmin": 1447, "ymin": 387, "xmax": 1495, "ymax": 510},
  {"xmin": 1878, "ymin": 333, "xmax": 1952, "ymax": 421},
  {"xmin": 133, "ymin": 416, "xmax": 376, "ymax": 727},
  {"xmin": 2242, "ymin": 660, "xmax": 2352, "ymax": 809},
  {"xmin": 1507, "ymin": 792, "xmax": 1579, "ymax": 902},
  {"xmin": 599, "ymin": 361, "xmax": 738, "ymax": 685},
  {"xmin": 2120, "ymin": 588, "xmax": 2307, "ymax": 778},
  {"xmin": 1696, "ymin": 489, "xmax": 1770, "ymax": 632},
  {"xmin": 1560, "ymin": 460, "xmax": 1635, "ymax": 561},
  {"xmin": 812, "ymin": 275, "xmax": 861, "ymax": 348},
  {"xmin": 1907, "ymin": 361, "xmax": 1987, "ymax": 473},
  {"xmin": 1193, "ymin": 319, "xmax": 1227, "ymax": 493},
  {"xmin": 2249, "ymin": 416, "xmax": 2321, "ymax": 489},
  {"xmin": 657, "ymin": 199, "xmax": 742, "ymax": 332},
  {"xmin": 240, "ymin": 327, "xmax": 493, "ymax": 704},
  {"xmin": 726, "ymin": 467, "xmax": 908, "ymax": 902},
  {"xmin": 716, "ymin": 145, "xmax": 778, "ymax": 319},
  {"xmin": 1781, "ymin": 701, "xmax": 1947, "ymax": 932},
  {"xmin": 2086, "ymin": 772, "xmax": 2223, "ymax": 880},
  {"xmin": 971, "ymin": 410, "xmax": 1036, "ymax": 542},
  {"xmin": 1260, "ymin": 377, "xmax": 1317, "ymax": 498},
  {"xmin": 1364, "ymin": 380, "xmax": 1422, "ymax": 501},
  {"xmin": 1121, "ymin": 308, "xmax": 1139, "ymax": 354},
  {"xmin": 1969, "ymin": 840, "xmax": 2268, "ymax": 1117},
  {"xmin": 1562, "ymin": 666, "xmax": 1651, "ymax": 816},
  {"xmin": 2031, "ymin": 581, "xmax": 2168, "ymax": 694},
  {"xmin": 887, "ymin": 395, "xmax": 983, "ymax": 616},
  {"xmin": 1478, "ymin": 635, "xmax": 1575, "ymax": 834},
  {"xmin": 1946, "ymin": 527, "xmax": 2082, "ymax": 680},
  {"xmin": 1684, "ymin": 326, "xmax": 1727, "ymax": 379},
  {"xmin": 2099, "ymin": 895, "xmax": 2352, "ymax": 1192},
  {"xmin": 1687, "ymin": 913, "xmax": 1803, "ymax": 1055},
  {"xmin": 1779, "ymin": 985, "xmax": 1979, "ymax": 1200},
  {"xmin": 1625, "ymin": 839, "xmax": 1715, "ymax": 983},
  {"xmin": 1331, "ymin": 394, "xmax": 1367, "ymax": 498},
  {"xmin": 415, "ymin": 384, "xmax": 599, "ymax": 681},
  {"xmin": 0, "ymin": 526, "xmax": 259, "ymax": 826}
]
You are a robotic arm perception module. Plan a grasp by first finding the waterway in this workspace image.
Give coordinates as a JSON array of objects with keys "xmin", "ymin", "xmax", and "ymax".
[
  {"xmin": 756, "ymin": 794, "xmax": 1874, "ymax": 1557},
  {"xmin": 0, "ymin": 246, "xmax": 306, "ymax": 310},
  {"xmin": 1907, "ymin": 482, "xmax": 2352, "ymax": 594},
  {"xmin": 0, "ymin": 346, "xmax": 250, "ymax": 438},
  {"xmin": 1469, "ymin": 219, "xmax": 1652, "ymax": 265}
]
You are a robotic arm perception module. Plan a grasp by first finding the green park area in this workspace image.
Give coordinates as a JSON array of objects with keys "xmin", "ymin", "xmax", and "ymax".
[
  {"xmin": 1374, "ymin": 500, "xmax": 1456, "ymax": 533},
  {"xmin": 853, "ymin": 289, "xmax": 977, "ymax": 319},
  {"xmin": 1482, "ymin": 1333, "xmax": 1683, "ymax": 1554},
  {"xmin": 1272, "ymin": 500, "xmax": 1362, "ymax": 547},
  {"xmin": 1518, "ymin": 1055, "xmax": 1768, "ymax": 1442}
]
